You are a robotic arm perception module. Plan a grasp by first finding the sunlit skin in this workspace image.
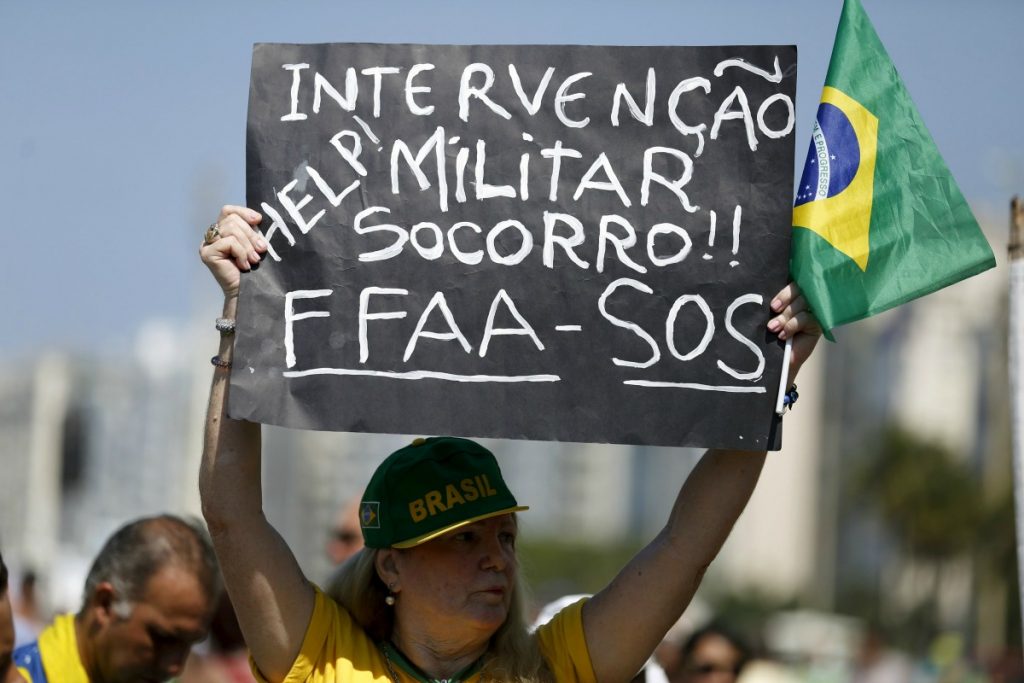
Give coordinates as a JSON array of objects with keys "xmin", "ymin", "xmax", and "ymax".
[
  {"xmin": 378, "ymin": 515, "xmax": 518, "ymax": 676},
  {"xmin": 77, "ymin": 566, "xmax": 213, "ymax": 683}
]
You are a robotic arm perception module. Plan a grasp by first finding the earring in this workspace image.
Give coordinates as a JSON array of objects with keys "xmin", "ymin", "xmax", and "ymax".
[{"xmin": 385, "ymin": 582, "xmax": 396, "ymax": 606}]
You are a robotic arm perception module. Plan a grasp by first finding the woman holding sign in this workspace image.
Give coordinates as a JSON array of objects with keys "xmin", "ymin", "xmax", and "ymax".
[{"xmin": 199, "ymin": 205, "xmax": 820, "ymax": 683}]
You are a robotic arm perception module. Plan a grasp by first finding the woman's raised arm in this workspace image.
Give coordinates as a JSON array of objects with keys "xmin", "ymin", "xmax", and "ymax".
[
  {"xmin": 581, "ymin": 283, "xmax": 821, "ymax": 683},
  {"xmin": 198, "ymin": 205, "xmax": 315, "ymax": 683}
]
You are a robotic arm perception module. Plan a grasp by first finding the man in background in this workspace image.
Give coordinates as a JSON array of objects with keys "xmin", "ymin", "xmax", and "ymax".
[
  {"xmin": 10, "ymin": 571, "xmax": 43, "ymax": 650},
  {"xmin": 325, "ymin": 498, "xmax": 364, "ymax": 566},
  {"xmin": 13, "ymin": 515, "xmax": 220, "ymax": 683},
  {"xmin": 1, "ymin": 552, "xmax": 26, "ymax": 683}
]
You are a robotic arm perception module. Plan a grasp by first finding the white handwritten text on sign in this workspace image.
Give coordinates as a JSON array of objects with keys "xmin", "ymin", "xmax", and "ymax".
[{"xmin": 232, "ymin": 43, "xmax": 797, "ymax": 450}]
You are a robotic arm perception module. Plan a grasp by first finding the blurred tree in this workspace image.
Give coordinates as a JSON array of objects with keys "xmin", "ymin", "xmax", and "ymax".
[
  {"xmin": 847, "ymin": 425, "xmax": 1019, "ymax": 654},
  {"xmin": 854, "ymin": 426, "xmax": 983, "ymax": 560},
  {"xmin": 974, "ymin": 489, "xmax": 1021, "ymax": 650}
]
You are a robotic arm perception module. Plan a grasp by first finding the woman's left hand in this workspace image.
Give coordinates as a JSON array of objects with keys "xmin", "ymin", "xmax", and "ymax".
[{"xmin": 766, "ymin": 281, "xmax": 822, "ymax": 386}]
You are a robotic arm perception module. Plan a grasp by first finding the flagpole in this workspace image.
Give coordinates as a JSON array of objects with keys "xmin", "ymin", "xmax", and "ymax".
[{"xmin": 1009, "ymin": 196, "xmax": 1024, "ymax": 653}]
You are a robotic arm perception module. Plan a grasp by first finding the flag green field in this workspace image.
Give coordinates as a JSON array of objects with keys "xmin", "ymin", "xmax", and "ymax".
[{"xmin": 791, "ymin": 0, "xmax": 995, "ymax": 338}]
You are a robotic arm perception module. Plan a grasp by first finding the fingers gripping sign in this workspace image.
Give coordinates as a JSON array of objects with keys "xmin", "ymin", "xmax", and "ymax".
[
  {"xmin": 766, "ymin": 280, "xmax": 822, "ymax": 399},
  {"xmin": 200, "ymin": 206, "xmax": 267, "ymax": 298}
]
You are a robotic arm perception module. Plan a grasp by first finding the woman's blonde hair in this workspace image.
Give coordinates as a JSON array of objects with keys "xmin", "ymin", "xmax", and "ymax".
[{"xmin": 326, "ymin": 545, "xmax": 552, "ymax": 683}]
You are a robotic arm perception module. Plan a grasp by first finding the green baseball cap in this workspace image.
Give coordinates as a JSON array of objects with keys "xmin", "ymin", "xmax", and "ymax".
[{"xmin": 359, "ymin": 436, "xmax": 528, "ymax": 549}]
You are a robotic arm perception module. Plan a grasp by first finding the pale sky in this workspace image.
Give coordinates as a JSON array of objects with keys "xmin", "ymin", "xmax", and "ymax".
[{"xmin": 2, "ymin": 0, "xmax": 1020, "ymax": 355}]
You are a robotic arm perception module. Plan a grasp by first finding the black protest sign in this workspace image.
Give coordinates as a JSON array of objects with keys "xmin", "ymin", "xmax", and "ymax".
[{"xmin": 231, "ymin": 42, "xmax": 797, "ymax": 450}]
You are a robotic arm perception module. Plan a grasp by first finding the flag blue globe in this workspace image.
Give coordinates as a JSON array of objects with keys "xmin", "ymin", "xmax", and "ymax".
[{"xmin": 795, "ymin": 102, "xmax": 860, "ymax": 206}]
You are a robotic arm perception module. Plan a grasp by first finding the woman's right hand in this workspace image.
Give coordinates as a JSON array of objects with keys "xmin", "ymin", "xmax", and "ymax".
[{"xmin": 198, "ymin": 205, "xmax": 266, "ymax": 299}]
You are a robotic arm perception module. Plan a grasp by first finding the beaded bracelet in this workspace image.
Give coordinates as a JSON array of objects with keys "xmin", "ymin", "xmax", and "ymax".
[
  {"xmin": 215, "ymin": 317, "xmax": 236, "ymax": 336},
  {"xmin": 781, "ymin": 384, "xmax": 799, "ymax": 411},
  {"xmin": 210, "ymin": 355, "xmax": 232, "ymax": 369}
]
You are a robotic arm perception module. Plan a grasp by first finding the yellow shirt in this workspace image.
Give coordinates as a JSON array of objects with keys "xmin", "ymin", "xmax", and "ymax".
[
  {"xmin": 13, "ymin": 613, "xmax": 90, "ymax": 683},
  {"xmin": 253, "ymin": 589, "xmax": 595, "ymax": 683}
]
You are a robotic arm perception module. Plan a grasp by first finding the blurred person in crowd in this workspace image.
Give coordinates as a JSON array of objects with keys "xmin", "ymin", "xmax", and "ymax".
[
  {"xmin": 656, "ymin": 634, "xmax": 686, "ymax": 681},
  {"xmin": 986, "ymin": 646, "xmax": 1024, "ymax": 683},
  {"xmin": 11, "ymin": 571, "xmax": 43, "ymax": 650},
  {"xmin": 924, "ymin": 631, "xmax": 986, "ymax": 683},
  {"xmin": 672, "ymin": 624, "xmax": 751, "ymax": 683},
  {"xmin": 654, "ymin": 600, "xmax": 711, "ymax": 679},
  {"xmin": 12, "ymin": 515, "xmax": 220, "ymax": 683},
  {"xmin": 850, "ymin": 627, "xmax": 913, "ymax": 683},
  {"xmin": 179, "ymin": 593, "xmax": 256, "ymax": 683},
  {"xmin": 326, "ymin": 499, "xmax": 365, "ymax": 567},
  {"xmin": 1, "ymin": 553, "xmax": 27, "ymax": 683},
  {"xmin": 199, "ymin": 206, "xmax": 820, "ymax": 683}
]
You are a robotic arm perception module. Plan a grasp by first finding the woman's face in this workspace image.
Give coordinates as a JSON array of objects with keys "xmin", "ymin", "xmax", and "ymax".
[{"xmin": 390, "ymin": 514, "xmax": 519, "ymax": 637}]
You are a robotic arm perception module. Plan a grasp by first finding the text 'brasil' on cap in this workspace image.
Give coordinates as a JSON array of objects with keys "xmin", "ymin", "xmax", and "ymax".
[{"xmin": 359, "ymin": 436, "xmax": 528, "ymax": 549}]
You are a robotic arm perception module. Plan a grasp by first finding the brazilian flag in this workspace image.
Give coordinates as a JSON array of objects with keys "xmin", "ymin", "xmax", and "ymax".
[{"xmin": 791, "ymin": 0, "xmax": 995, "ymax": 338}]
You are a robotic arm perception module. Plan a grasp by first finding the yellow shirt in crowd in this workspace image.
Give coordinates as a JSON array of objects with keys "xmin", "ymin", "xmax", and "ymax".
[{"xmin": 13, "ymin": 613, "xmax": 90, "ymax": 683}]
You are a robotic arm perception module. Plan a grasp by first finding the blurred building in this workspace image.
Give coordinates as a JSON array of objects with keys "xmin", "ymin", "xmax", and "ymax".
[
  {"xmin": 0, "ymin": 317, "xmax": 212, "ymax": 611},
  {"xmin": 0, "ymin": 355, "xmax": 68, "ymax": 594}
]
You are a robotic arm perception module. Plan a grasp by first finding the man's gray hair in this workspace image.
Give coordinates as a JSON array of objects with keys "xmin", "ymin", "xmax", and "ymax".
[{"xmin": 79, "ymin": 514, "xmax": 220, "ymax": 617}]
